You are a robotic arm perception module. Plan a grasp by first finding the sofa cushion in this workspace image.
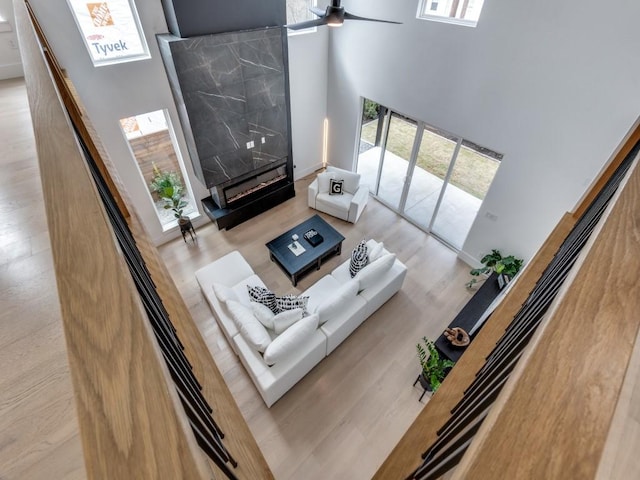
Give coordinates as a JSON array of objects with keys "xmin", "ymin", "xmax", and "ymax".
[
  {"xmin": 317, "ymin": 171, "xmax": 335, "ymax": 194},
  {"xmin": 302, "ymin": 274, "xmax": 342, "ymax": 314},
  {"xmin": 272, "ymin": 308, "xmax": 304, "ymax": 334},
  {"xmin": 315, "ymin": 278, "xmax": 359, "ymax": 325},
  {"xmin": 212, "ymin": 282, "xmax": 238, "ymax": 304},
  {"xmin": 263, "ymin": 313, "xmax": 320, "ymax": 366},
  {"xmin": 327, "ymin": 166, "xmax": 360, "ymax": 194},
  {"xmin": 226, "ymin": 300, "xmax": 272, "ymax": 352},
  {"xmin": 349, "ymin": 239, "xmax": 369, "ymax": 278},
  {"xmin": 248, "ymin": 285, "xmax": 278, "ymax": 313},
  {"xmin": 276, "ymin": 294, "xmax": 309, "ymax": 313},
  {"xmin": 329, "ymin": 178, "xmax": 344, "ymax": 195},
  {"xmin": 250, "ymin": 301, "xmax": 276, "ymax": 329},
  {"xmin": 368, "ymin": 241, "xmax": 385, "ymax": 263},
  {"xmin": 316, "ymin": 191, "xmax": 353, "ymax": 216},
  {"xmin": 357, "ymin": 253, "xmax": 396, "ymax": 291}
]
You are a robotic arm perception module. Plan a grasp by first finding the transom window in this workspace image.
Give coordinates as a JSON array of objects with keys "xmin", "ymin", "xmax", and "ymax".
[{"xmin": 418, "ymin": 0, "xmax": 485, "ymax": 26}]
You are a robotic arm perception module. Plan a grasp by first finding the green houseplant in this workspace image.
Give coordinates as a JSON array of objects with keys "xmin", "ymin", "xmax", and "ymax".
[
  {"xmin": 149, "ymin": 164, "xmax": 189, "ymax": 224},
  {"xmin": 416, "ymin": 337, "xmax": 455, "ymax": 392},
  {"xmin": 466, "ymin": 249, "xmax": 524, "ymax": 289}
]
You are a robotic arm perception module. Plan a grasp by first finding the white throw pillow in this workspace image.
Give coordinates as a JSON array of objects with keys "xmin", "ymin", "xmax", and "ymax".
[
  {"xmin": 226, "ymin": 300, "xmax": 272, "ymax": 352},
  {"xmin": 317, "ymin": 171, "xmax": 335, "ymax": 194},
  {"xmin": 212, "ymin": 282, "xmax": 238, "ymax": 304},
  {"xmin": 263, "ymin": 314, "xmax": 319, "ymax": 366},
  {"xmin": 357, "ymin": 253, "xmax": 396, "ymax": 291},
  {"xmin": 339, "ymin": 170, "xmax": 361, "ymax": 194},
  {"xmin": 315, "ymin": 278, "xmax": 359, "ymax": 325},
  {"xmin": 368, "ymin": 241, "xmax": 385, "ymax": 262},
  {"xmin": 250, "ymin": 301, "xmax": 276, "ymax": 329},
  {"xmin": 272, "ymin": 308, "xmax": 304, "ymax": 334}
]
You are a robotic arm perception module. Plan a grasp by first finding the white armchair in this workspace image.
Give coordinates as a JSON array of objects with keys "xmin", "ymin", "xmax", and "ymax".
[{"xmin": 308, "ymin": 166, "xmax": 369, "ymax": 223}]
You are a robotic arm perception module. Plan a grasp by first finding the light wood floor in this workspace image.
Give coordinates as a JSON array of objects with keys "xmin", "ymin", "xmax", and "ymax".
[
  {"xmin": 0, "ymin": 77, "xmax": 85, "ymax": 479},
  {"xmin": 158, "ymin": 177, "xmax": 476, "ymax": 479},
  {"xmin": 5, "ymin": 75, "xmax": 639, "ymax": 479}
]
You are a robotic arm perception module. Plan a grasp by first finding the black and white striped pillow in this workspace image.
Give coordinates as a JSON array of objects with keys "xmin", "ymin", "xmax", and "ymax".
[
  {"xmin": 247, "ymin": 285, "xmax": 278, "ymax": 314},
  {"xmin": 275, "ymin": 294, "xmax": 309, "ymax": 314},
  {"xmin": 349, "ymin": 239, "xmax": 369, "ymax": 278}
]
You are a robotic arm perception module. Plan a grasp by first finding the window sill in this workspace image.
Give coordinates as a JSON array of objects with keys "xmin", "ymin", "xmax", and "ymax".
[{"xmin": 417, "ymin": 14, "xmax": 478, "ymax": 27}]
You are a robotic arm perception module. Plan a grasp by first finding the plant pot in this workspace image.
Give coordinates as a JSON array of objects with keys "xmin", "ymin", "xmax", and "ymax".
[
  {"xmin": 418, "ymin": 372, "xmax": 433, "ymax": 392},
  {"xmin": 178, "ymin": 216, "xmax": 192, "ymax": 228}
]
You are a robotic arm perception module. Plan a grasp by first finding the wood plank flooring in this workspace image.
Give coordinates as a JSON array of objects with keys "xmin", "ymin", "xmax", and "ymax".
[
  {"xmin": 158, "ymin": 178, "xmax": 477, "ymax": 480},
  {"xmin": 4, "ymin": 74, "xmax": 639, "ymax": 479},
  {"xmin": 0, "ymin": 77, "xmax": 85, "ymax": 479}
]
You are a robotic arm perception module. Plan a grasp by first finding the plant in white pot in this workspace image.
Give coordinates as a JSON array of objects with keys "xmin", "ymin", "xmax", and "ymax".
[
  {"xmin": 466, "ymin": 249, "xmax": 524, "ymax": 289},
  {"xmin": 150, "ymin": 165, "xmax": 190, "ymax": 226}
]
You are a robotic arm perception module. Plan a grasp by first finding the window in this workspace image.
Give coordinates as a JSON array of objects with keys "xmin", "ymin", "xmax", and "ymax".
[
  {"xmin": 357, "ymin": 98, "xmax": 501, "ymax": 250},
  {"xmin": 120, "ymin": 110, "xmax": 197, "ymax": 231},
  {"xmin": 418, "ymin": 0, "xmax": 485, "ymax": 26},
  {"xmin": 66, "ymin": 0, "xmax": 150, "ymax": 66},
  {"xmin": 287, "ymin": 0, "xmax": 318, "ymax": 33}
]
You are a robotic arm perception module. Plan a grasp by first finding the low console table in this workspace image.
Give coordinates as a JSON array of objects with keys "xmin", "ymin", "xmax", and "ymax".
[
  {"xmin": 435, "ymin": 272, "xmax": 502, "ymax": 362},
  {"xmin": 266, "ymin": 215, "xmax": 344, "ymax": 286}
]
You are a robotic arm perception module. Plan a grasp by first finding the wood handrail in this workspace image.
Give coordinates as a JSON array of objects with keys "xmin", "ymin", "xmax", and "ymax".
[
  {"xmin": 452, "ymin": 152, "xmax": 640, "ymax": 479},
  {"xmin": 15, "ymin": 1, "xmax": 273, "ymax": 478}
]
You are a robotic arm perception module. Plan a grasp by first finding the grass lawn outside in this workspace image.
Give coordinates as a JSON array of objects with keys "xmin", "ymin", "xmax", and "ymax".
[{"xmin": 361, "ymin": 116, "xmax": 499, "ymax": 199}]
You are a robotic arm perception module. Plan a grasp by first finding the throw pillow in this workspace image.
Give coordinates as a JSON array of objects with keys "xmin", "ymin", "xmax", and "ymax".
[
  {"xmin": 263, "ymin": 314, "xmax": 319, "ymax": 366},
  {"xmin": 212, "ymin": 282, "xmax": 238, "ymax": 304},
  {"xmin": 357, "ymin": 253, "xmax": 396, "ymax": 291},
  {"xmin": 315, "ymin": 278, "xmax": 359, "ymax": 325},
  {"xmin": 250, "ymin": 301, "xmax": 276, "ymax": 330},
  {"xmin": 329, "ymin": 178, "xmax": 344, "ymax": 195},
  {"xmin": 226, "ymin": 300, "xmax": 272, "ymax": 352},
  {"xmin": 272, "ymin": 308, "xmax": 304, "ymax": 335},
  {"xmin": 247, "ymin": 285, "xmax": 278, "ymax": 313},
  {"xmin": 349, "ymin": 239, "xmax": 368, "ymax": 278},
  {"xmin": 275, "ymin": 294, "xmax": 309, "ymax": 313},
  {"xmin": 368, "ymin": 241, "xmax": 385, "ymax": 263},
  {"xmin": 316, "ymin": 171, "xmax": 335, "ymax": 194}
]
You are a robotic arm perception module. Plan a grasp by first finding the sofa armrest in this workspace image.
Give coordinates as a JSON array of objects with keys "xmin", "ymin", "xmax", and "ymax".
[
  {"xmin": 348, "ymin": 184, "xmax": 369, "ymax": 223},
  {"xmin": 308, "ymin": 178, "xmax": 319, "ymax": 208}
]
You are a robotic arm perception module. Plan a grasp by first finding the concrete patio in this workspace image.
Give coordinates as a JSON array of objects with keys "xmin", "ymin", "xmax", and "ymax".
[{"xmin": 356, "ymin": 146, "xmax": 482, "ymax": 249}]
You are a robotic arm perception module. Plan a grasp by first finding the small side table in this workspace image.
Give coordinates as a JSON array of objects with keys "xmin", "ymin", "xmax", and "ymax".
[{"xmin": 179, "ymin": 217, "xmax": 196, "ymax": 243}]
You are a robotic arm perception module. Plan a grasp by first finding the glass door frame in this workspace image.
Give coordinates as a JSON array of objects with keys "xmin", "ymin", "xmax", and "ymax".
[{"xmin": 355, "ymin": 98, "xmax": 474, "ymax": 251}]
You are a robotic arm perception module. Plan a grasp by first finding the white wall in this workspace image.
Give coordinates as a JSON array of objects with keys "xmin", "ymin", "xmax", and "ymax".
[
  {"xmin": 325, "ymin": 0, "xmax": 640, "ymax": 265},
  {"xmin": 27, "ymin": 0, "xmax": 328, "ymax": 245},
  {"xmin": 0, "ymin": 0, "xmax": 22, "ymax": 79}
]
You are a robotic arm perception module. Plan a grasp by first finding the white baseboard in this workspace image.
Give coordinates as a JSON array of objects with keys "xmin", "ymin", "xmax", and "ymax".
[
  {"xmin": 294, "ymin": 162, "xmax": 323, "ymax": 180},
  {"xmin": 457, "ymin": 250, "xmax": 480, "ymax": 269},
  {"xmin": 0, "ymin": 63, "xmax": 24, "ymax": 80}
]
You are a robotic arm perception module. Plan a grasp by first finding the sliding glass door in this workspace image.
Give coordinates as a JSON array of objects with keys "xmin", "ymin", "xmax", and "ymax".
[{"xmin": 356, "ymin": 98, "xmax": 502, "ymax": 250}]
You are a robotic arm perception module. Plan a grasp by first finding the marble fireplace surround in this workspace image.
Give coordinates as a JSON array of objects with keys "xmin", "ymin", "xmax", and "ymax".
[{"xmin": 157, "ymin": 27, "xmax": 293, "ymax": 199}]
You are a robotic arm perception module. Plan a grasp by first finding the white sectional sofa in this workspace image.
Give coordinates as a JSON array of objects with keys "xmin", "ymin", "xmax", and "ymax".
[{"xmin": 195, "ymin": 239, "xmax": 407, "ymax": 407}]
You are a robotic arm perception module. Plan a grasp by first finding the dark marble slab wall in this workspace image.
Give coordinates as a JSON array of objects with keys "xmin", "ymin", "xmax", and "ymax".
[
  {"xmin": 157, "ymin": 0, "xmax": 293, "ymax": 191},
  {"xmin": 158, "ymin": 28, "xmax": 292, "ymax": 189}
]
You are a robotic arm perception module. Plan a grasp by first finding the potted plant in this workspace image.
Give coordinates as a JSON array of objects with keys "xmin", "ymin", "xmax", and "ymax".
[
  {"xmin": 149, "ymin": 164, "xmax": 190, "ymax": 227},
  {"xmin": 416, "ymin": 337, "xmax": 455, "ymax": 393},
  {"xmin": 466, "ymin": 249, "xmax": 523, "ymax": 289}
]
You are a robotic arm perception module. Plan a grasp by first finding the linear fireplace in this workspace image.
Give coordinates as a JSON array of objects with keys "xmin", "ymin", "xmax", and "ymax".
[{"xmin": 211, "ymin": 162, "xmax": 287, "ymax": 209}]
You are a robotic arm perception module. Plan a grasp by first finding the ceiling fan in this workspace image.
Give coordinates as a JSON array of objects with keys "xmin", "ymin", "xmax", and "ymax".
[{"xmin": 286, "ymin": 0, "xmax": 401, "ymax": 30}]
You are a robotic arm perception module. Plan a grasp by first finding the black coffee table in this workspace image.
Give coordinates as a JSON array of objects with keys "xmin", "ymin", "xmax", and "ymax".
[{"xmin": 266, "ymin": 214, "xmax": 345, "ymax": 286}]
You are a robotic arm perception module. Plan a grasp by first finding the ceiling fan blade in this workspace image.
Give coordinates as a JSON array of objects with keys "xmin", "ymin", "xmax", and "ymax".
[
  {"xmin": 285, "ymin": 17, "xmax": 329, "ymax": 30},
  {"xmin": 343, "ymin": 12, "xmax": 402, "ymax": 25},
  {"xmin": 310, "ymin": 6, "xmax": 326, "ymax": 17}
]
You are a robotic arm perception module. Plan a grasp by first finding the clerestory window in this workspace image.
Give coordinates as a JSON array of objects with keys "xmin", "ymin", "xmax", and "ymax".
[
  {"xmin": 418, "ymin": 0, "xmax": 485, "ymax": 26},
  {"xmin": 66, "ymin": 0, "xmax": 150, "ymax": 66}
]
